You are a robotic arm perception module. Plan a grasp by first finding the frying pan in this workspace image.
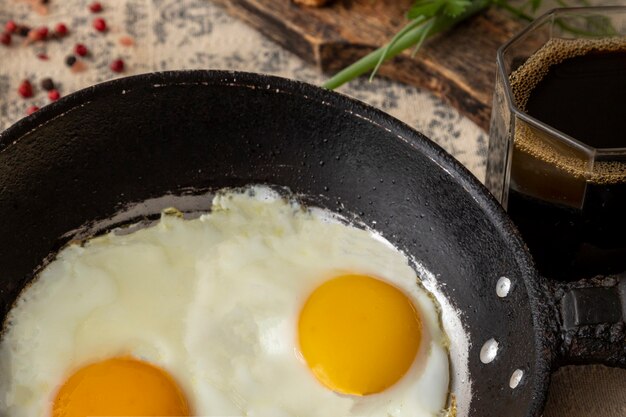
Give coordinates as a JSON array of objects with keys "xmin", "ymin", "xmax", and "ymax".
[{"xmin": 0, "ymin": 71, "xmax": 624, "ymax": 417}]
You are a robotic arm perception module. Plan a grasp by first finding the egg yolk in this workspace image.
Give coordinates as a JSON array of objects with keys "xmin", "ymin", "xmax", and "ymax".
[
  {"xmin": 52, "ymin": 357, "xmax": 190, "ymax": 417},
  {"xmin": 298, "ymin": 274, "xmax": 422, "ymax": 396}
]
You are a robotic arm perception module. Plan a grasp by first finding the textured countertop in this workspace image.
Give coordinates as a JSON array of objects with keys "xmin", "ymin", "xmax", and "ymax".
[{"xmin": 0, "ymin": 1, "xmax": 624, "ymax": 416}]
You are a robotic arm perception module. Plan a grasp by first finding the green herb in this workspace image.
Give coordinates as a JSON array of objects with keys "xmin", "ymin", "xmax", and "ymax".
[{"xmin": 322, "ymin": 0, "xmax": 612, "ymax": 90}]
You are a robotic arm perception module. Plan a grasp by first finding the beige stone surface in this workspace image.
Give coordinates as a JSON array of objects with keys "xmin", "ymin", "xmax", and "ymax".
[{"xmin": 0, "ymin": 1, "xmax": 624, "ymax": 416}]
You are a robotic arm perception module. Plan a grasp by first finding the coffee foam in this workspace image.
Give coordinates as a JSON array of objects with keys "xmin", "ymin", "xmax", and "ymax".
[{"xmin": 510, "ymin": 37, "xmax": 626, "ymax": 184}]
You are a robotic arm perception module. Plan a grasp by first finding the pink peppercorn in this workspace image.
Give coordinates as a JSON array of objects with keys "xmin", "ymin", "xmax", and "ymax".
[
  {"xmin": 26, "ymin": 105, "xmax": 40, "ymax": 115},
  {"xmin": 37, "ymin": 26, "xmax": 49, "ymax": 39},
  {"xmin": 36, "ymin": 53, "xmax": 49, "ymax": 60},
  {"xmin": 5, "ymin": 20, "xmax": 17, "ymax": 33},
  {"xmin": 29, "ymin": 27, "xmax": 48, "ymax": 41},
  {"xmin": 89, "ymin": 2, "xmax": 103, "ymax": 13},
  {"xmin": 119, "ymin": 35, "xmax": 135, "ymax": 47},
  {"xmin": 18, "ymin": 80, "xmax": 34, "ymax": 98},
  {"xmin": 55, "ymin": 23, "xmax": 68, "ymax": 37},
  {"xmin": 75, "ymin": 43, "xmax": 88, "ymax": 56},
  {"xmin": 0, "ymin": 33, "xmax": 10, "ymax": 46},
  {"xmin": 110, "ymin": 58, "xmax": 124, "ymax": 73},
  {"xmin": 93, "ymin": 18, "xmax": 107, "ymax": 32},
  {"xmin": 27, "ymin": 29, "xmax": 40, "ymax": 41},
  {"xmin": 48, "ymin": 89, "xmax": 60, "ymax": 101}
]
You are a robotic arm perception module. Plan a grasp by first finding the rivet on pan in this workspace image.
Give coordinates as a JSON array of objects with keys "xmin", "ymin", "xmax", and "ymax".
[
  {"xmin": 510, "ymin": 369, "xmax": 524, "ymax": 389},
  {"xmin": 480, "ymin": 338, "xmax": 499, "ymax": 364},
  {"xmin": 496, "ymin": 276, "xmax": 511, "ymax": 298}
]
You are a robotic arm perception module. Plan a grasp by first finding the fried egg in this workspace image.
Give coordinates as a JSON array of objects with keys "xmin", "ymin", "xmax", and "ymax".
[{"xmin": 0, "ymin": 186, "xmax": 451, "ymax": 417}]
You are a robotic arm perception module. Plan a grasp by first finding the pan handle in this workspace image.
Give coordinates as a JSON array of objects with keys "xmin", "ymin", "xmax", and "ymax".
[{"xmin": 549, "ymin": 274, "xmax": 626, "ymax": 368}]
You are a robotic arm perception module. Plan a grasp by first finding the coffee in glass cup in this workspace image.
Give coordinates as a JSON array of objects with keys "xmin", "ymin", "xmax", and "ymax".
[{"xmin": 486, "ymin": 7, "xmax": 626, "ymax": 280}]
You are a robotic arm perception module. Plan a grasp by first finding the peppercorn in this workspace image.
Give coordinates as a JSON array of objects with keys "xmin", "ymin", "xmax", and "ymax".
[
  {"xmin": 26, "ymin": 105, "xmax": 39, "ymax": 115},
  {"xmin": 55, "ymin": 23, "xmax": 68, "ymax": 37},
  {"xmin": 0, "ymin": 33, "xmax": 10, "ymax": 46},
  {"xmin": 89, "ymin": 2, "xmax": 103, "ymax": 13},
  {"xmin": 18, "ymin": 80, "xmax": 34, "ymax": 98},
  {"xmin": 5, "ymin": 21, "xmax": 17, "ymax": 33},
  {"xmin": 48, "ymin": 89, "xmax": 60, "ymax": 101},
  {"xmin": 74, "ymin": 43, "xmax": 88, "ymax": 56},
  {"xmin": 93, "ymin": 18, "xmax": 107, "ymax": 32},
  {"xmin": 17, "ymin": 26, "xmax": 30, "ymax": 37},
  {"xmin": 119, "ymin": 35, "xmax": 135, "ymax": 47},
  {"xmin": 40, "ymin": 77, "xmax": 55, "ymax": 91},
  {"xmin": 65, "ymin": 55, "xmax": 77, "ymax": 67},
  {"xmin": 36, "ymin": 26, "xmax": 48, "ymax": 39},
  {"xmin": 29, "ymin": 27, "xmax": 48, "ymax": 42},
  {"xmin": 70, "ymin": 60, "xmax": 88, "ymax": 73},
  {"xmin": 110, "ymin": 58, "xmax": 124, "ymax": 73}
]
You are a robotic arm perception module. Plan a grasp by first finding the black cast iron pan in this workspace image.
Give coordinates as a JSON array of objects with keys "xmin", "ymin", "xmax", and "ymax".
[{"xmin": 0, "ymin": 71, "xmax": 624, "ymax": 417}]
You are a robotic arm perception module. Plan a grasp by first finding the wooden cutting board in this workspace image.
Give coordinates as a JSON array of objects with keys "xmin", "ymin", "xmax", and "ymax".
[{"xmin": 211, "ymin": 0, "xmax": 524, "ymax": 130}]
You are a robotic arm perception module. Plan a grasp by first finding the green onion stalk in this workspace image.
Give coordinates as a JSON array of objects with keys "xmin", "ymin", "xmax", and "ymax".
[
  {"xmin": 323, "ymin": 0, "xmax": 491, "ymax": 90},
  {"xmin": 322, "ymin": 0, "xmax": 613, "ymax": 90}
]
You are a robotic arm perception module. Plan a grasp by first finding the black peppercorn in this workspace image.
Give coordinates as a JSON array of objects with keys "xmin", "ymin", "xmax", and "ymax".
[
  {"xmin": 17, "ymin": 26, "xmax": 30, "ymax": 37},
  {"xmin": 40, "ymin": 77, "xmax": 55, "ymax": 91},
  {"xmin": 65, "ymin": 55, "xmax": 77, "ymax": 67}
]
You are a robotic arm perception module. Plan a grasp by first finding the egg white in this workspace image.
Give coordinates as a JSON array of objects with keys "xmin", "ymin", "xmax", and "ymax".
[{"xmin": 0, "ymin": 186, "xmax": 450, "ymax": 417}]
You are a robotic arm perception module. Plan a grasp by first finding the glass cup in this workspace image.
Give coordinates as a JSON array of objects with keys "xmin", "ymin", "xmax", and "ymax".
[{"xmin": 485, "ymin": 6, "xmax": 626, "ymax": 280}]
